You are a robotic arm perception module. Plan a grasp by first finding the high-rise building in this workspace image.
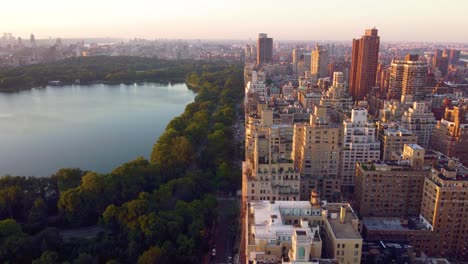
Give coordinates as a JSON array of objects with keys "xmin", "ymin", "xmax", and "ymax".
[
  {"xmin": 340, "ymin": 108, "xmax": 380, "ymax": 189},
  {"xmin": 320, "ymin": 73, "xmax": 354, "ymax": 123},
  {"xmin": 432, "ymin": 50, "xmax": 449, "ymax": 76},
  {"xmin": 420, "ymin": 160, "xmax": 468, "ymax": 260},
  {"xmin": 349, "ymin": 28, "xmax": 380, "ymax": 102},
  {"xmin": 257, "ymin": 33, "xmax": 273, "ymax": 65},
  {"xmin": 292, "ymin": 106, "xmax": 341, "ymax": 201},
  {"xmin": 448, "ymin": 49, "xmax": 461, "ymax": 65},
  {"xmin": 30, "ymin": 34, "xmax": 36, "ymax": 48},
  {"xmin": 430, "ymin": 105, "xmax": 468, "ymax": 166},
  {"xmin": 292, "ymin": 48, "xmax": 305, "ymax": 75},
  {"xmin": 243, "ymin": 123, "xmax": 300, "ymax": 203},
  {"xmin": 388, "ymin": 54, "xmax": 428, "ymax": 100},
  {"xmin": 311, "ymin": 44, "xmax": 329, "ymax": 79},
  {"xmin": 377, "ymin": 122, "xmax": 418, "ymax": 160},
  {"xmin": 333, "ymin": 72, "xmax": 344, "ymax": 87},
  {"xmin": 376, "ymin": 63, "xmax": 390, "ymax": 97},
  {"xmin": 401, "ymin": 102, "xmax": 436, "ymax": 149},
  {"xmin": 303, "ymin": 53, "xmax": 312, "ymax": 70},
  {"xmin": 354, "ymin": 144, "xmax": 427, "ymax": 218}
]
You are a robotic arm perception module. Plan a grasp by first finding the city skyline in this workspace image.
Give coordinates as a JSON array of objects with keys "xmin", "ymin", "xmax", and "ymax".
[{"xmin": 2, "ymin": 0, "xmax": 468, "ymax": 43}]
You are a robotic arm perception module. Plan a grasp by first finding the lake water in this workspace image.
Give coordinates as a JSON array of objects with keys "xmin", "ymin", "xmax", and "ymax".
[{"xmin": 0, "ymin": 83, "xmax": 196, "ymax": 176}]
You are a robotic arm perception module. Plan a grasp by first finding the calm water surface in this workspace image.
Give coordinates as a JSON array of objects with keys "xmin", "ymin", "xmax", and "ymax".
[{"xmin": 0, "ymin": 83, "xmax": 195, "ymax": 176}]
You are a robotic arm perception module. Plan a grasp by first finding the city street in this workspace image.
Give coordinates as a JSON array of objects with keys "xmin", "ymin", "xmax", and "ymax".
[{"xmin": 204, "ymin": 197, "xmax": 239, "ymax": 264}]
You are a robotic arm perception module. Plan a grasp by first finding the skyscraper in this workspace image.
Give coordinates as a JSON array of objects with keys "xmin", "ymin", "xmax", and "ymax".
[
  {"xmin": 349, "ymin": 28, "xmax": 380, "ymax": 102},
  {"xmin": 30, "ymin": 34, "xmax": 36, "ymax": 48},
  {"xmin": 292, "ymin": 48, "xmax": 305, "ymax": 75},
  {"xmin": 257, "ymin": 33, "xmax": 273, "ymax": 65},
  {"xmin": 432, "ymin": 49, "xmax": 449, "ymax": 76},
  {"xmin": 388, "ymin": 54, "xmax": 428, "ymax": 100},
  {"xmin": 310, "ymin": 44, "xmax": 329, "ymax": 79}
]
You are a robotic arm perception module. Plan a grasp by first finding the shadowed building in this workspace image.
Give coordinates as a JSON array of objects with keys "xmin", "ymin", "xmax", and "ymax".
[
  {"xmin": 257, "ymin": 33, "xmax": 273, "ymax": 65},
  {"xmin": 430, "ymin": 105, "xmax": 468, "ymax": 166}
]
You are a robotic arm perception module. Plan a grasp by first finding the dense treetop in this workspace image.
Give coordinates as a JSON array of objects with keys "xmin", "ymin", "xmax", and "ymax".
[
  {"xmin": 0, "ymin": 58, "xmax": 243, "ymax": 263},
  {"xmin": 0, "ymin": 56, "xmax": 232, "ymax": 92}
]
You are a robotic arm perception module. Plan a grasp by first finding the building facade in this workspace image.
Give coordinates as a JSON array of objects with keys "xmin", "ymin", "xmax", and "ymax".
[
  {"xmin": 257, "ymin": 33, "xmax": 273, "ymax": 65},
  {"xmin": 349, "ymin": 29, "xmax": 380, "ymax": 102},
  {"xmin": 311, "ymin": 44, "xmax": 329, "ymax": 80},
  {"xmin": 388, "ymin": 54, "xmax": 428, "ymax": 100},
  {"xmin": 377, "ymin": 122, "xmax": 417, "ymax": 160},
  {"xmin": 292, "ymin": 107, "xmax": 342, "ymax": 201},
  {"xmin": 340, "ymin": 108, "xmax": 380, "ymax": 189},
  {"xmin": 419, "ymin": 161, "xmax": 468, "ymax": 260},
  {"xmin": 401, "ymin": 102, "xmax": 436, "ymax": 149},
  {"xmin": 354, "ymin": 144, "xmax": 427, "ymax": 217},
  {"xmin": 430, "ymin": 105, "xmax": 468, "ymax": 166}
]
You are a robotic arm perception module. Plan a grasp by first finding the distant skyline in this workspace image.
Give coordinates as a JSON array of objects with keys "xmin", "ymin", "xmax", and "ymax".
[{"xmin": 2, "ymin": 0, "xmax": 468, "ymax": 43}]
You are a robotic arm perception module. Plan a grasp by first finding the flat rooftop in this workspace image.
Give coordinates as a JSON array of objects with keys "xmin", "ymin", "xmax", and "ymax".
[
  {"xmin": 362, "ymin": 217, "xmax": 430, "ymax": 231},
  {"xmin": 407, "ymin": 143, "xmax": 424, "ymax": 150},
  {"xmin": 251, "ymin": 200, "xmax": 313, "ymax": 226},
  {"xmin": 326, "ymin": 204, "xmax": 361, "ymax": 240}
]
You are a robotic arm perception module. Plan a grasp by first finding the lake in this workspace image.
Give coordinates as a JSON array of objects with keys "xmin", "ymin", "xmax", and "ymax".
[{"xmin": 0, "ymin": 83, "xmax": 196, "ymax": 176}]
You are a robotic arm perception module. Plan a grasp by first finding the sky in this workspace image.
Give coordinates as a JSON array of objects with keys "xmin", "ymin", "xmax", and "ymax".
[{"xmin": 2, "ymin": 0, "xmax": 468, "ymax": 42}]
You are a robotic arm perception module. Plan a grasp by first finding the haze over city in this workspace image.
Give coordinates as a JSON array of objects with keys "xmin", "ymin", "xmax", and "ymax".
[
  {"xmin": 3, "ymin": 0, "xmax": 468, "ymax": 42},
  {"xmin": 2, "ymin": 0, "xmax": 468, "ymax": 263}
]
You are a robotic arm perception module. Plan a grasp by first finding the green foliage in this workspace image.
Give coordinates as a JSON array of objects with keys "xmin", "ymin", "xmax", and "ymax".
[
  {"xmin": 0, "ymin": 219, "xmax": 28, "ymax": 262},
  {"xmin": 138, "ymin": 246, "xmax": 163, "ymax": 264},
  {"xmin": 51, "ymin": 168, "xmax": 86, "ymax": 193},
  {"xmin": 0, "ymin": 60, "xmax": 244, "ymax": 263},
  {"xmin": 32, "ymin": 251, "xmax": 59, "ymax": 264},
  {"xmin": 0, "ymin": 56, "xmax": 233, "ymax": 92},
  {"xmin": 0, "ymin": 176, "xmax": 59, "ymax": 225}
]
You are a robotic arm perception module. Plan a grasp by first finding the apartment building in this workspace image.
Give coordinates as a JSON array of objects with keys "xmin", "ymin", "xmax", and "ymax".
[
  {"xmin": 354, "ymin": 144, "xmax": 427, "ymax": 217},
  {"xmin": 340, "ymin": 108, "xmax": 380, "ymax": 190},
  {"xmin": 400, "ymin": 101, "xmax": 436, "ymax": 149},
  {"xmin": 292, "ymin": 106, "xmax": 341, "ymax": 201}
]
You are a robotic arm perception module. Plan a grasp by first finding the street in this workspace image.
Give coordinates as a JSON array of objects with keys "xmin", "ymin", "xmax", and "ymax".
[{"xmin": 204, "ymin": 197, "xmax": 239, "ymax": 264}]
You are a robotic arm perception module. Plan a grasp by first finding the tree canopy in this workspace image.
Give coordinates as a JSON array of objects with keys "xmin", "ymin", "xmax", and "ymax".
[{"xmin": 0, "ymin": 58, "xmax": 243, "ymax": 263}]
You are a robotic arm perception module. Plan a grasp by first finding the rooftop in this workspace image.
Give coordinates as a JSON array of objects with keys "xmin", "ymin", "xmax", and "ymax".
[
  {"xmin": 362, "ymin": 217, "xmax": 430, "ymax": 231},
  {"xmin": 325, "ymin": 204, "xmax": 361, "ymax": 240},
  {"xmin": 251, "ymin": 201, "xmax": 314, "ymax": 226},
  {"xmin": 407, "ymin": 143, "xmax": 424, "ymax": 150},
  {"xmin": 358, "ymin": 160, "xmax": 416, "ymax": 171}
]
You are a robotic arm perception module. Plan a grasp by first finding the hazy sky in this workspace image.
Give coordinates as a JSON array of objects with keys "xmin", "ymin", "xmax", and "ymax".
[{"xmin": 3, "ymin": 0, "xmax": 468, "ymax": 42}]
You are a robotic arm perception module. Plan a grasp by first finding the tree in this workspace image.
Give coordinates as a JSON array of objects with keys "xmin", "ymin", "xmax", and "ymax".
[
  {"xmin": 138, "ymin": 246, "xmax": 163, "ymax": 264},
  {"xmin": 52, "ymin": 168, "xmax": 85, "ymax": 192},
  {"xmin": 32, "ymin": 251, "xmax": 58, "ymax": 264},
  {"xmin": 72, "ymin": 253, "xmax": 94, "ymax": 264},
  {"xmin": 0, "ymin": 219, "xmax": 28, "ymax": 262},
  {"xmin": 27, "ymin": 198, "xmax": 48, "ymax": 230}
]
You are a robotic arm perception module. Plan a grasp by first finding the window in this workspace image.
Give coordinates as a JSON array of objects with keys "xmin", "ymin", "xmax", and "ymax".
[
  {"xmin": 355, "ymin": 243, "xmax": 359, "ymax": 248},
  {"xmin": 299, "ymin": 247, "xmax": 305, "ymax": 259}
]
